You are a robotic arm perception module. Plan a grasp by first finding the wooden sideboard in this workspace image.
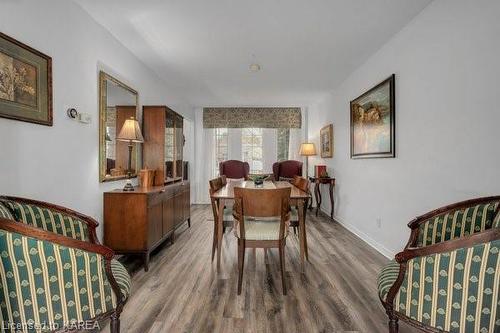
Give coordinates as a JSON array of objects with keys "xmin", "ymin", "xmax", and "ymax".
[{"xmin": 104, "ymin": 181, "xmax": 190, "ymax": 271}]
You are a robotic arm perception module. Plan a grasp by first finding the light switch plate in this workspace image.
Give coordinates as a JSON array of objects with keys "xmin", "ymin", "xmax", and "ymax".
[{"xmin": 78, "ymin": 113, "xmax": 92, "ymax": 124}]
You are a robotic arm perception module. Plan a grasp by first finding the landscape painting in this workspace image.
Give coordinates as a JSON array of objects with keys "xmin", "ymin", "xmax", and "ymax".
[
  {"xmin": 0, "ymin": 32, "xmax": 52, "ymax": 126},
  {"xmin": 350, "ymin": 74, "xmax": 395, "ymax": 159},
  {"xmin": 320, "ymin": 124, "xmax": 333, "ymax": 158}
]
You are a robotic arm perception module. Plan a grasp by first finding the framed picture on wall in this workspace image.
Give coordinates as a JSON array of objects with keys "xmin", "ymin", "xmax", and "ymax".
[
  {"xmin": 320, "ymin": 124, "xmax": 333, "ymax": 158},
  {"xmin": 350, "ymin": 74, "xmax": 395, "ymax": 159},
  {"xmin": 0, "ymin": 32, "xmax": 52, "ymax": 126}
]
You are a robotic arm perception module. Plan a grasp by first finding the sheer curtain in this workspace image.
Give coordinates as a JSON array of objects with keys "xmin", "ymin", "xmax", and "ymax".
[
  {"xmin": 194, "ymin": 110, "xmax": 215, "ymax": 204},
  {"xmin": 288, "ymin": 128, "xmax": 302, "ymax": 161}
]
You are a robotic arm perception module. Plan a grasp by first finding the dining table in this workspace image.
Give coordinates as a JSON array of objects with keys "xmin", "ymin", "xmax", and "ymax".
[{"xmin": 210, "ymin": 180, "xmax": 311, "ymax": 271}]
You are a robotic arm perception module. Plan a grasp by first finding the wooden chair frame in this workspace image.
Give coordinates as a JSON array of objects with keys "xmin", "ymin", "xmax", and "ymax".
[
  {"xmin": 233, "ymin": 187, "xmax": 291, "ymax": 295},
  {"xmin": 0, "ymin": 196, "xmax": 127, "ymax": 333},
  {"xmin": 380, "ymin": 195, "xmax": 500, "ymax": 333}
]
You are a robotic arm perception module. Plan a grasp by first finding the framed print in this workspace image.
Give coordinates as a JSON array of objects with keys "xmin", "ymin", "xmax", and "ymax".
[
  {"xmin": 0, "ymin": 32, "xmax": 52, "ymax": 126},
  {"xmin": 320, "ymin": 124, "xmax": 333, "ymax": 158},
  {"xmin": 350, "ymin": 74, "xmax": 395, "ymax": 159}
]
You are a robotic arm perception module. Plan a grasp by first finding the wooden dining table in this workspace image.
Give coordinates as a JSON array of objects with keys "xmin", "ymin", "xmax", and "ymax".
[{"xmin": 210, "ymin": 180, "xmax": 310, "ymax": 271}]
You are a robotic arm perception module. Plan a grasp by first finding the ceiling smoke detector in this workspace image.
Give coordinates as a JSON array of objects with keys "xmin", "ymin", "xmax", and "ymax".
[{"xmin": 249, "ymin": 63, "xmax": 261, "ymax": 72}]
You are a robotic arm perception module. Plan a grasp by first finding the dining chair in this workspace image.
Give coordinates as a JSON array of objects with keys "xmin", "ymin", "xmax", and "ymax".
[
  {"xmin": 233, "ymin": 187, "xmax": 291, "ymax": 295},
  {"xmin": 219, "ymin": 160, "xmax": 250, "ymax": 180},
  {"xmin": 209, "ymin": 176, "xmax": 232, "ymax": 261},
  {"xmin": 290, "ymin": 175, "xmax": 310, "ymax": 235}
]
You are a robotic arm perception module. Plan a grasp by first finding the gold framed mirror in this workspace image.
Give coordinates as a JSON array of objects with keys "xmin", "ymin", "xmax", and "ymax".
[{"xmin": 99, "ymin": 71, "xmax": 140, "ymax": 182}]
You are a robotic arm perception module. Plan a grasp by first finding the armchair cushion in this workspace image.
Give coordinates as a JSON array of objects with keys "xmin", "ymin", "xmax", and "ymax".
[
  {"xmin": 0, "ymin": 229, "xmax": 129, "ymax": 330},
  {"xmin": 6, "ymin": 201, "xmax": 90, "ymax": 241},
  {"xmin": 0, "ymin": 201, "xmax": 14, "ymax": 220},
  {"xmin": 391, "ymin": 239, "xmax": 500, "ymax": 332},
  {"xmin": 377, "ymin": 259, "xmax": 400, "ymax": 301},
  {"xmin": 234, "ymin": 216, "xmax": 288, "ymax": 240},
  {"xmin": 416, "ymin": 202, "xmax": 499, "ymax": 247},
  {"xmin": 111, "ymin": 259, "xmax": 131, "ymax": 299}
]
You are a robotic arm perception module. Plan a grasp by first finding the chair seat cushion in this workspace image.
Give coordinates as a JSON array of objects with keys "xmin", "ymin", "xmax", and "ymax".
[
  {"xmin": 377, "ymin": 259, "xmax": 400, "ymax": 301},
  {"xmin": 111, "ymin": 259, "xmax": 131, "ymax": 300},
  {"xmin": 235, "ymin": 216, "xmax": 288, "ymax": 240}
]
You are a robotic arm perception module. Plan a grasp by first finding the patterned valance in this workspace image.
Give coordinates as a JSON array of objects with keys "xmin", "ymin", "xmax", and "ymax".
[{"xmin": 203, "ymin": 107, "xmax": 302, "ymax": 128}]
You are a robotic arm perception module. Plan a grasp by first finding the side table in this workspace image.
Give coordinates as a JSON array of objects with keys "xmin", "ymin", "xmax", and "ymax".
[{"xmin": 309, "ymin": 177, "xmax": 335, "ymax": 219}]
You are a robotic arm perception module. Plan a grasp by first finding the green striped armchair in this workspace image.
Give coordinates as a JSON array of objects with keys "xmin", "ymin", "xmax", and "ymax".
[
  {"xmin": 0, "ymin": 196, "xmax": 131, "ymax": 333},
  {"xmin": 378, "ymin": 196, "xmax": 500, "ymax": 333}
]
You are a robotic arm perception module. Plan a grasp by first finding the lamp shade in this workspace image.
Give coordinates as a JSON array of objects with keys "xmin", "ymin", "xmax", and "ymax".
[
  {"xmin": 116, "ymin": 117, "xmax": 144, "ymax": 143},
  {"xmin": 299, "ymin": 142, "xmax": 317, "ymax": 156}
]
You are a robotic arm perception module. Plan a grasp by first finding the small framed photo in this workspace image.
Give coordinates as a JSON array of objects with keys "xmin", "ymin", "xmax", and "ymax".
[{"xmin": 320, "ymin": 124, "xmax": 333, "ymax": 158}]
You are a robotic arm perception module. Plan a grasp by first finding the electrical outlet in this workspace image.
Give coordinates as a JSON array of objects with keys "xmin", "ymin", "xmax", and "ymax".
[{"xmin": 376, "ymin": 218, "xmax": 382, "ymax": 228}]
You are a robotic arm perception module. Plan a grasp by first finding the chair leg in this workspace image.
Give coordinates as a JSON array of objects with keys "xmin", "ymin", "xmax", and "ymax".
[
  {"xmin": 110, "ymin": 313, "xmax": 120, "ymax": 333},
  {"xmin": 279, "ymin": 241, "xmax": 287, "ymax": 295},
  {"xmin": 387, "ymin": 310, "xmax": 399, "ymax": 333},
  {"xmin": 188, "ymin": 218, "xmax": 191, "ymax": 228},
  {"xmin": 237, "ymin": 239, "xmax": 245, "ymax": 295},
  {"xmin": 293, "ymin": 226, "xmax": 297, "ymax": 235},
  {"xmin": 211, "ymin": 221, "xmax": 217, "ymax": 262}
]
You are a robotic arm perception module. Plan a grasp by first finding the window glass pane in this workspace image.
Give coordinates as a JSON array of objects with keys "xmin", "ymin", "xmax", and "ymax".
[{"xmin": 241, "ymin": 127, "xmax": 263, "ymax": 174}]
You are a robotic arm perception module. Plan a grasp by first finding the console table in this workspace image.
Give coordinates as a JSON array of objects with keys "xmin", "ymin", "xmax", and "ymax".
[{"xmin": 309, "ymin": 177, "xmax": 335, "ymax": 219}]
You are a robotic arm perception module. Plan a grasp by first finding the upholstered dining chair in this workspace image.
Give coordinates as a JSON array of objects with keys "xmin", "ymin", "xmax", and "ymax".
[
  {"xmin": 209, "ymin": 176, "xmax": 233, "ymax": 261},
  {"xmin": 272, "ymin": 160, "xmax": 303, "ymax": 182},
  {"xmin": 0, "ymin": 196, "xmax": 131, "ymax": 333},
  {"xmin": 290, "ymin": 176, "xmax": 310, "ymax": 235},
  {"xmin": 377, "ymin": 196, "xmax": 500, "ymax": 333},
  {"xmin": 219, "ymin": 160, "xmax": 250, "ymax": 180},
  {"xmin": 233, "ymin": 187, "xmax": 291, "ymax": 295}
]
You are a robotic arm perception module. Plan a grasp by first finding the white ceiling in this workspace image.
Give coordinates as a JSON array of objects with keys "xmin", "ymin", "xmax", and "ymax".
[{"xmin": 75, "ymin": 0, "xmax": 432, "ymax": 107}]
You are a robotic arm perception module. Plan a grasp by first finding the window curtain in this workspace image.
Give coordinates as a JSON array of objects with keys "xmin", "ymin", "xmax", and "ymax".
[
  {"xmin": 194, "ymin": 111, "xmax": 215, "ymax": 204},
  {"xmin": 288, "ymin": 128, "xmax": 302, "ymax": 161},
  {"xmin": 203, "ymin": 107, "xmax": 301, "ymax": 129}
]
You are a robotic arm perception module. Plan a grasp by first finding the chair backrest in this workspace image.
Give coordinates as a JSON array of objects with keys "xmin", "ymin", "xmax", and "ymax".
[
  {"xmin": 415, "ymin": 197, "xmax": 500, "ymax": 246},
  {"xmin": 0, "ymin": 197, "xmax": 91, "ymax": 242},
  {"xmin": 292, "ymin": 175, "xmax": 309, "ymax": 193},
  {"xmin": 219, "ymin": 160, "xmax": 250, "ymax": 179},
  {"xmin": 233, "ymin": 187, "xmax": 291, "ymax": 240},
  {"xmin": 272, "ymin": 160, "xmax": 303, "ymax": 181},
  {"xmin": 233, "ymin": 187, "xmax": 290, "ymax": 218}
]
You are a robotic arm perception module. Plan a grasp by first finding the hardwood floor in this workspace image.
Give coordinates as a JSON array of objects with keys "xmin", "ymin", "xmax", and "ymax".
[{"xmin": 104, "ymin": 205, "xmax": 419, "ymax": 333}]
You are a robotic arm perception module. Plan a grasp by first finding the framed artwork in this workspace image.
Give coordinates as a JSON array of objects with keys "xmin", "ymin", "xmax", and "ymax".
[
  {"xmin": 0, "ymin": 32, "xmax": 52, "ymax": 126},
  {"xmin": 320, "ymin": 124, "xmax": 333, "ymax": 158},
  {"xmin": 350, "ymin": 74, "xmax": 395, "ymax": 159}
]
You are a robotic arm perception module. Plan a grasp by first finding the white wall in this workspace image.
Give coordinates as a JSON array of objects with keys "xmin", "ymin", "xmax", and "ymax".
[
  {"xmin": 0, "ymin": 0, "xmax": 193, "ymax": 240},
  {"xmin": 307, "ymin": 0, "xmax": 500, "ymax": 257}
]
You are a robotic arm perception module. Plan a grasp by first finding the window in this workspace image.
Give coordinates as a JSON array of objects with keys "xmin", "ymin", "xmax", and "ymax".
[
  {"xmin": 276, "ymin": 128, "xmax": 290, "ymax": 161},
  {"xmin": 242, "ymin": 128, "xmax": 263, "ymax": 174},
  {"xmin": 214, "ymin": 128, "xmax": 228, "ymax": 176}
]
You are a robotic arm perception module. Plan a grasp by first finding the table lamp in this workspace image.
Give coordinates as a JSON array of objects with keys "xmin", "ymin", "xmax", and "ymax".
[
  {"xmin": 299, "ymin": 142, "xmax": 317, "ymax": 179},
  {"xmin": 116, "ymin": 117, "xmax": 144, "ymax": 191}
]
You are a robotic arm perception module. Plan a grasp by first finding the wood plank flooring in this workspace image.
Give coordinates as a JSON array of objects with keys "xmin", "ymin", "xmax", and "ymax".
[{"xmin": 103, "ymin": 205, "xmax": 419, "ymax": 333}]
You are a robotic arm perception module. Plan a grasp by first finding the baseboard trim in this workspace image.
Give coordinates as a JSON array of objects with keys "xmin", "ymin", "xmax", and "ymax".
[{"xmin": 319, "ymin": 207, "xmax": 394, "ymax": 259}]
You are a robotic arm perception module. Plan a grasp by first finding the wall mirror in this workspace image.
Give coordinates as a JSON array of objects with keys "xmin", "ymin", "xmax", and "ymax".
[{"xmin": 99, "ymin": 71, "xmax": 139, "ymax": 182}]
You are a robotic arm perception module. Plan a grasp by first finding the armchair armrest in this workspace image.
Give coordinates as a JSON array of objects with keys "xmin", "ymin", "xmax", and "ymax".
[
  {"xmin": 1, "ymin": 196, "xmax": 99, "ymax": 243},
  {"xmin": 397, "ymin": 228, "xmax": 500, "ymax": 263}
]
